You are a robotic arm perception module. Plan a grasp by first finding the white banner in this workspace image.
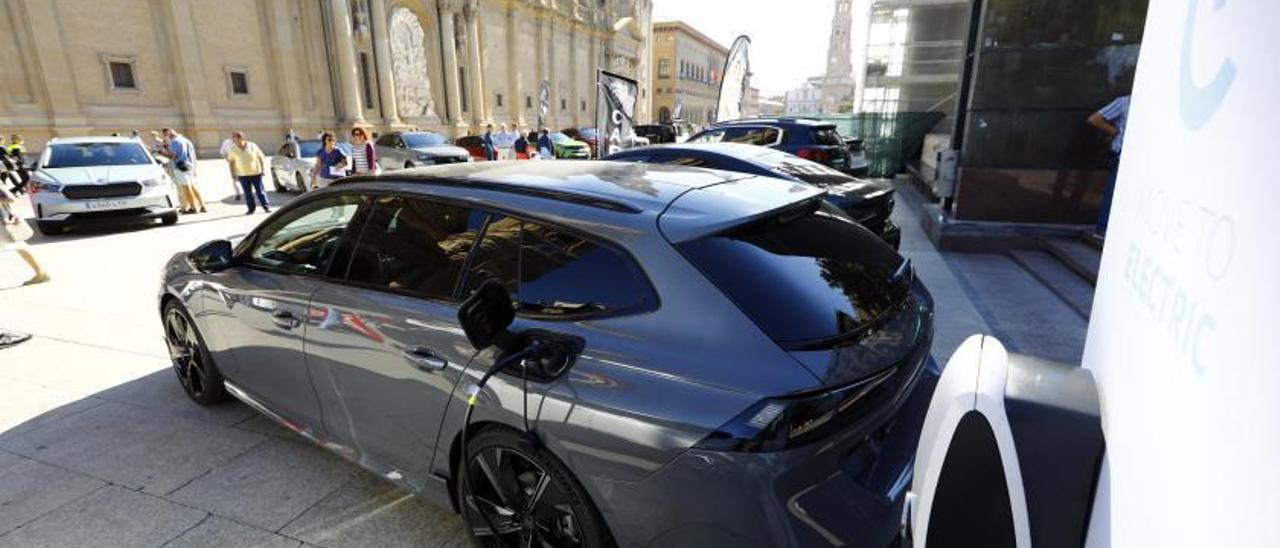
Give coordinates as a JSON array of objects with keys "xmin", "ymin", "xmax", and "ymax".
[
  {"xmin": 596, "ymin": 70, "xmax": 639, "ymax": 158},
  {"xmin": 1083, "ymin": 1, "xmax": 1279, "ymax": 546},
  {"xmin": 715, "ymin": 36, "xmax": 752, "ymax": 122}
]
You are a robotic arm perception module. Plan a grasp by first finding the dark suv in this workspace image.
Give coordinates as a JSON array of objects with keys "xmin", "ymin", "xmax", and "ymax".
[{"xmin": 688, "ymin": 118, "xmax": 869, "ymax": 175}]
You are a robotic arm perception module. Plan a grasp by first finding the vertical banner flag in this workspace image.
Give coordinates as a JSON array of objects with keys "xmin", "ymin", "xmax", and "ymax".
[
  {"xmin": 537, "ymin": 80, "xmax": 551, "ymax": 130},
  {"xmin": 674, "ymin": 94, "xmax": 683, "ymax": 121},
  {"xmin": 715, "ymin": 35, "xmax": 752, "ymax": 122},
  {"xmin": 596, "ymin": 70, "xmax": 639, "ymax": 158}
]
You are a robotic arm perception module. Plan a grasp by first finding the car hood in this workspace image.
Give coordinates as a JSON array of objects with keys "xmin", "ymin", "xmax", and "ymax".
[
  {"xmin": 410, "ymin": 145, "xmax": 470, "ymax": 157},
  {"xmin": 38, "ymin": 164, "xmax": 164, "ymax": 185},
  {"xmin": 556, "ymin": 140, "xmax": 588, "ymax": 149}
]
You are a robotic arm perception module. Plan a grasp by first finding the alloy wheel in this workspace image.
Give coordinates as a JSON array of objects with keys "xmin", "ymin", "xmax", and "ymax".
[
  {"xmin": 164, "ymin": 308, "xmax": 207, "ymax": 400},
  {"xmin": 465, "ymin": 446, "xmax": 585, "ymax": 547}
]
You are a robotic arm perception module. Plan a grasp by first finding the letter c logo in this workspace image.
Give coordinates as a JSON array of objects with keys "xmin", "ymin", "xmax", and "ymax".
[{"xmin": 1180, "ymin": 0, "xmax": 1236, "ymax": 130}]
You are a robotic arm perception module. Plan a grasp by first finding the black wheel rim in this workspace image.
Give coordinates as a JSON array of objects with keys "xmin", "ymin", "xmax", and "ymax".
[
  {"xmin": 164, "ymin": 309, "xmax": 207, "ymax": 399},
  {"xmin": 465, "ymin": 446, "xmax": 584, "ymax": 548}
]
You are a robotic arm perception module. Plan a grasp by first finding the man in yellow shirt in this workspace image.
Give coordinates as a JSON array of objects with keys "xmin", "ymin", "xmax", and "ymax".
[{"xmin": 225, "ymin": 131, "xmax": 270, "ymax": 214}]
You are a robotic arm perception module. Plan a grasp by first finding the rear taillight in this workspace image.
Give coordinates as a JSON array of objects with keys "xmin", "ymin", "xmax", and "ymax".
[
  {"xmin": 694, "ymin": 367, "xmax": 898, "ymax": 453},
  {"xmin": 796, "ymin": 148, "xmax": 831, "ymax": 163}
]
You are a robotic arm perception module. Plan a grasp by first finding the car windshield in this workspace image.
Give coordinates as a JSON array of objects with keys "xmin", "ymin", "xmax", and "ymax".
[
  {"xmin": 755, "ymin": 150, "xmax": 856, "ymax": 187},
  {"xmin": 578, "ymin": 128, "xmax": 598, "ymax": 138},
  {"xmin": 44, "ymin": 142, "xmax": 151, "ymax": 169},
  {"xmin": 403, "ymin": 133, "xmax": 446, "ymax": 147},
  {"xmin": 678, "ymin": 201, "xmax": 909, "ymax": 346},
  {"xmin": 551, "ymin": 133, "xmax": 572, "ymax": 143}
]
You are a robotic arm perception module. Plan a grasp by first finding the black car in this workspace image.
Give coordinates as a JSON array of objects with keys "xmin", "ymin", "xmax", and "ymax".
[
  {"xmin": 634, "ymin": 124, "xmax": 677, "ymax": 144},
  {"xmin": 687, "ymin": 118, "xmax": 870, "ymax": 176},
  {"xmin": 605, "ymin": 142, "xmax": 899, "ymax": 248}
]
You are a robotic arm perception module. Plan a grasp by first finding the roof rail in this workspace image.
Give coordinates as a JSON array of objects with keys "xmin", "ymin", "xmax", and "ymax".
[{"xmin": 332, "ymin": 174, "xmax": 644, "ymax": 214}]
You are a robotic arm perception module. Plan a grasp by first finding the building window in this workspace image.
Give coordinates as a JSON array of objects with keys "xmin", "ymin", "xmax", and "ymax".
[
  {"xmin": 496, "ymin": 93, "xmax": 504, "ymax": 107},
  {"xmin": 560, "ymin": 98, "xmax": 566, "ymax": 111},
  {"xmin": 358, "ymin": 54, "xmax": 374, "ymax": 108},
  {"xmin": 102, "ymin": 55, "xmax": 139, "ymax": 92},
  {"xmin": 581, "ymin": 100, "xmax": 586, "ymax": 112},
  {"xmin": 230, "ymin": 71, "xmax": 250, "ymax": 96},
  {"xmin": 658, "ymin": 58, "xmax": 670, "ymax": 79},
  {"xmin": 526, "ymin": 95, "xmax": 533, "ymax": 108}
]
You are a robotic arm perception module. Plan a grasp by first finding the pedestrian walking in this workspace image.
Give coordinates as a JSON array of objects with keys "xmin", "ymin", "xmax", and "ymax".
[
  {"xmin": 310, "ymin": 132, "xmax": 348, "ymax": 190},
  {"xmin": 0, "ymin": 183, "xmax": 49, "ymax": 285},
  {"xmin": 494, "ymin": 124, "xmax": 517, "ymax": 160},
  {"xmin": 1087, "ymin": 94, "xmax": 1130, "ymax": 237},
  {"xmin": 225, "ymin": 131, "xmax": 271, "ymax": 215},
  {"xmin": 481, "ymin": 124, "xmax": 497, "ymax": 161},
  {"xmin": 219, "ymin": 135, "xmax": 242, "ymax": 201},
  {"xmin": 162, "ymin": 128, "xmax": 207, "ymax": 214},
  {"xmin": 349, "ymin": 127, "xmax": 379, "ymax": 176},
  {"xmin": 513, "ymin": 131, "xmax": 530, "ymax": 160},
  {"xmin": 537, "ymin": 128, "xmax": 554, "ymax": 160}
]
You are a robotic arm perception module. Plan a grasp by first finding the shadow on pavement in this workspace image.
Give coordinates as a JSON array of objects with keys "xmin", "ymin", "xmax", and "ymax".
[{"xmin": 0, "ymin": 364, "xmax": 468, "ymax": 547}]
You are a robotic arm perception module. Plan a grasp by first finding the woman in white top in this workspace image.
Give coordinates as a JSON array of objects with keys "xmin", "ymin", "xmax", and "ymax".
[
  {"xmin": 0, "ymin": 185, "xmax": 49, "ymax": 285},
  {"xmin": 349, "ymin": 127, "xmax": 379, "ymax": 176}
]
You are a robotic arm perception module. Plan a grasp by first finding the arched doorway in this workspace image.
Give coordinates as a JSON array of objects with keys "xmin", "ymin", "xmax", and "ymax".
[
  {"xmin": 658, "ymin": 106, "xmax": 671, "ymax": 123},
  {"xmin": 388, "ymin": 7, "xmax": 439, "ymax": 121}
]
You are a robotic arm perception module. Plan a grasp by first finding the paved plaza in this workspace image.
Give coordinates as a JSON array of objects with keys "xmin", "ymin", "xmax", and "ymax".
[{"xmin": 0, "ymin": 161, "xmax": 1088, "ymax": 547}]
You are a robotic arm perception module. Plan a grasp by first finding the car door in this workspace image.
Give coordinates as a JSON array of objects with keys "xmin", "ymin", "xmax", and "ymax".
[
  {"xmin": 200, "ymin": 193, "xmax": 366, "ymax": 429},
  {"xmin": 305, "ymin": 194, "xmax": 492, "ymax": 484}
]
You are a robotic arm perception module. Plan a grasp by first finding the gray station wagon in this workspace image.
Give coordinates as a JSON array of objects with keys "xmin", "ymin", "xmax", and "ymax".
[{"xmin": 159, "ymin": 161, "xmax": 937, "ymax": 547}]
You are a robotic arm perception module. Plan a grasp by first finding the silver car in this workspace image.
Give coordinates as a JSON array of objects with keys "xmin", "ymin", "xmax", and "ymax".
[
  {"xmin": 374, "ymin": 131, "xmax": 471, "ymax": 171},
  {"xmin": 159, "ymin": 162, "xmax": 935, "ymax": 547},
  {"xmin": 269, "ymin": 139, "xmax": 352, "ymax": 193},
  {"xmin": 29, "ymin": 136, "xmax": 178, "ymax": 235}
]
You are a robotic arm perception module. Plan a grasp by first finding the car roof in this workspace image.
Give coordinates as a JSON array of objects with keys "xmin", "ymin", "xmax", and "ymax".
[
  {"xmin": 49, "ymin": 136, "xmax": 143, "ymax": 145},
  {"xmin": 342, "ymin": 160, "xmax": 769, "ymax": 213},
  {"xmin": 714, "ymin": 117, "xmax": 835, "ymax": 127}
]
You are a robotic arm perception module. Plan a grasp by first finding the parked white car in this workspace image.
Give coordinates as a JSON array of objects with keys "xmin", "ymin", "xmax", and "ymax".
[
  {"xmin": 28, "ymin": 137, "xmax": 178, "ymax": 235},
  {"xmin": 270, "ymin": 139, "xmax": 352, "ymax": 193}
]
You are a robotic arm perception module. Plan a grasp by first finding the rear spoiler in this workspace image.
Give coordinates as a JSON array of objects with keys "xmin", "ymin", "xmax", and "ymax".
[{"xmin": 657, "ymin": 175, "xmax": 826, "ymax": 243}]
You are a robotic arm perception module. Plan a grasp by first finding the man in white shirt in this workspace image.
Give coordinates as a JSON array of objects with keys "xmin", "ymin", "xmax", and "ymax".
[{"xmin": 494, "ymin": 124, "xmax": 518, "ymax": 161}]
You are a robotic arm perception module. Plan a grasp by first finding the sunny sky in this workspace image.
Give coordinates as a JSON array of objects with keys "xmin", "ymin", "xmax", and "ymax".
[{"xmin": 651, "ymin": 0, "xmax": 858, "ymax": 97}]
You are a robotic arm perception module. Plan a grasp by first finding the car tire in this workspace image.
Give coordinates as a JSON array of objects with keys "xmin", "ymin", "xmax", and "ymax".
[
  {"xmin": 461, "ymin": 426, "xmax": 615, "ymax": 548},
  {"xmin": 272, "ymin": 170, "xmax": 284, "ymax": 193},
  {"xmin": 162, "ymin": 301, "xmax": 231, "ymax": 405},
  {"xmin": 36, "ymin": 221, "xmax": 65, "ymax": 236},
  {"xmin": 161, "ymin": 212, "xmax": 179, "ymax": 226},
  {"xmin": 404, "ymin": 160, "xmax": 416, "ymax": 169},
  {"xmin": 295, "ymin": 172, "xmax": 307, "ymax": 193}
]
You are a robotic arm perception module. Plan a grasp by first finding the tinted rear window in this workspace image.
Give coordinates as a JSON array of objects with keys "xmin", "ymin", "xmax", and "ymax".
[
  {"xmin": 811, "ymin": 128, "xmax": 845, "ymax": 146},
  {"xmin": 754, "ymin": 151, "xmax": 856, "ymax": 187},
  {"xmin": 678, "ymin": 202, "xmax": 908, "ymax": 346}
]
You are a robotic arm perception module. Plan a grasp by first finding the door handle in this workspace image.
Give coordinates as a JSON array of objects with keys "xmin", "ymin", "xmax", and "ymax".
[
  {"xmin": 402, "ymin": 347, "xmax": 448, "ymax": 372},
  {"xmin": 271, "ymin": 310, "xmax": 299, "ymax": 330}
]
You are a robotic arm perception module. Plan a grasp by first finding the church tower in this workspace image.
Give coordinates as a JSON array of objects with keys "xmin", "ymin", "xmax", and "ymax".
[{"xmin": 821, "ymin": 0, "xmax": 856, "ymax": 113}]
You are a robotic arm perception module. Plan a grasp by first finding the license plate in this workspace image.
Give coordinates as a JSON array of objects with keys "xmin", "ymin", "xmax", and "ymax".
[{"xmin": 84, "ymin": 200, "xmax": 129, "ymax": 210}]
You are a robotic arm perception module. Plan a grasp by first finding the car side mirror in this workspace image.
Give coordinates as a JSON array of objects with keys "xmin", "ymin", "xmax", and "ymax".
[
  {"xmin": 458, "ymin": 280, "xmax": 518, "ymax": 352},
  {"xmin": 189, "ymin": 239, "xmax": 234, "ymax": 273}
]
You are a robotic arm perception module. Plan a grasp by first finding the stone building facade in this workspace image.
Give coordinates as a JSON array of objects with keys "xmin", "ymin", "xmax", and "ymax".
[
  {"xmin": 0, "ymin": 0, "xmax": 652, "ymax": 153},
  {"xmin": 650, "ymin": 21, "xmax": 727, "ymax": 125}
]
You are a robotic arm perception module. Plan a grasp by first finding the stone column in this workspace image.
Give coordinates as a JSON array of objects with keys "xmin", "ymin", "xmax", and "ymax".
[
  {"xmin": 569, "ymin": 24, "xmax": 580, "ymax": 126},
  {"xmin": 506, "ymin": 2, "xmax": 522, "ymax": 127},
  {"xmin": 368, "ymin": 0, "xmax": 400, "ymax": 126},
  {"xmin": 464, "ymin": 0, "xmax": 487, "ymax": 127},
  {"xmin": 330, "ymin": 0, "xmax": 366, "ymax": 124},
  {"xmin": 439, "ymin": 0, "xmax": 465, "ymax": 129},
  {"xmin": 266, "ymin": 0, "xmax": 304, "ymax": 132},
  {"xmin": 163, "ymin": 0, "xmax": 217, "ymax": 149},
  {"xmin": 18, "ymin": 0, "xmax": 85, "ymax": 134}
]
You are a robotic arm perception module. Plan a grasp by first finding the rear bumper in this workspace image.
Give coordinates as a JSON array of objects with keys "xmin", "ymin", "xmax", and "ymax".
[{"xmin": 596, "ymin": 357, "xmax": 939, "ymax": 548}]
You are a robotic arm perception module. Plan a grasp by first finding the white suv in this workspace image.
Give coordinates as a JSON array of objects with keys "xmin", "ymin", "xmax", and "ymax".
[{"xmin": 29, "ymin": 137, "xmax": 179, "ymax": 235}]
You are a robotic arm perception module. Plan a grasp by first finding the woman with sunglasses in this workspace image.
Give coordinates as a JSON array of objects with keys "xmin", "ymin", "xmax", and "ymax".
[
  {"xmin": 349, "ymin": 127, "xmax": 379, "ymax": 176},
  {"xmin": 310, "ymin": 132, "xmax": 348, "ymax": 190}
]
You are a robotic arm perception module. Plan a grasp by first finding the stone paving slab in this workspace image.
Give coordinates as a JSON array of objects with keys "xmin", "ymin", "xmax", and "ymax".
[
  {"xmin": 0, "ymin": 455, "xmax": 105, "ymax": 535},
  {"xmin": 163, "ymin": 516, "xmax": 302, "ymax": 548},
  {"xmin": 0, "ymin": 401, "xmax": 266, "ymax": 495},
  {"xmin": 168, "ymin": 437, "xmax": 358, "ymax": 531},
  {"xmin": 280, "ymin": 471, "xmax": 467, "ymax": 548},
  {"xmin": 0, "ymin": 376, "xmax": 107, "ymax": 436},
  {"xmin": 93, "ymin": 370, "xmax": 257, "ymax": 428},
  {"xmin": 0, "ymin": 485, "xmax": 205, "ymax": 548}
]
